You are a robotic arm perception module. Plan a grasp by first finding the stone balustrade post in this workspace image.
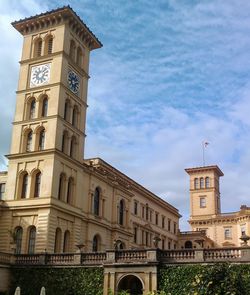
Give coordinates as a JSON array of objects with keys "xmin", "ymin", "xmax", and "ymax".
[
  {"xmin": 146, "ymin": 249, "xmax": 158, "ymax": 262},
  {"xmin": 106, "ymin": 250, "xmax": 116, "ymax": 263},
  {"xmin": 74, "ymin": 253, "xmax": 81, "ymax": 264},
  {"xmin": 194, "ymin": 249, "xmax": 204, "ymax": 262},
  {"xmin": 241, "ymin": 247, "xmax": 250, "ymax": 261},
  {"xmin": 39, "ymin": 253, "xmax": 46, "ymax": 265}
]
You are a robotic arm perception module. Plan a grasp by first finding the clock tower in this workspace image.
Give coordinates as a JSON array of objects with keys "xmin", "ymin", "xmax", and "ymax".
[{"xmin": 1, "ymin": 6, "xmax": 102, "ymax": 252}]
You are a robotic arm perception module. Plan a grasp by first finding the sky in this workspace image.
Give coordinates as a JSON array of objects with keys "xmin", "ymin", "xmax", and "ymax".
[{"xmin": 1, "ymin": 0, "xmax": 250, "ymax": 230}]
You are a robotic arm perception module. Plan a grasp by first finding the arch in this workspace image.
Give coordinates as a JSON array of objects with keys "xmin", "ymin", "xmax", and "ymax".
[
  {"xmin": 15, "ymin": 226, "xmax": 23, "ymax": 254},
  {"xmin": 93, "ymin": 187, "xmax": 100, "ymax": 216},
  {"xmin": 72, "ymin": 105, "xmax": 79, "ymax": 127},
  {"xmin": 119, "ymin": 199, "xmax": 125, "ymax": 226},
  {"xmin": 117, "ymin": 275, "xmax": 143, "ymax": 295},
  {"xmin": 63, "ymin": 230, "xmax": 70, "ymax": 252},
  {"xmin": 194, "ymin": 178, "xmax": 199, "ymax": 189},
  {"xmin": 69, "ymin": 40, "xmax": 76, "ymax": 61},
  {"xmin": 69, "ymin": 136, "xmax": 76, "ymax": 158},
  {"xmin": 205, "ymin": 177, "xmax": 210, "ymax": 188},
  {"xmin": 92, "ymin": 234, "xmax": 101, "ymax": 252},
  {"xmin": 200, "ymin": 177, "xmax": 204, "ymax": 189},
  {"xmin": 184, "ymin": 241, "xmax": 193, "ymax": 249},
  {"xmin": 58, "ymin": 173, "xmax": 66, "ymax": 201},
  {"xmin": 20, "ymin": 172, "xmax": 29, "ymax": 199},
  {"xmin": 27, "ymin": 226, "xmax": 36, "ymax": 254},
  {"xmin": 54, "ymin": 227, "xmax": 62, "ymax": 253},
  {"xmin": 44, "ymin": 34, "xmax": 53, "ymax": 55},
  {"xmin": 33, "ymin": 171, "xmax": 41, "ymax": 198},
  {"xmin": 34, "ymin": 37, "xmax": 42, "ymax": 57},
  {"xmin": 115, "ymin": 240, "xmax": 125, "ymax": 250},
  {"xmin": 66, "ymin": 177, "xmax": 74, "ymax": 204}
]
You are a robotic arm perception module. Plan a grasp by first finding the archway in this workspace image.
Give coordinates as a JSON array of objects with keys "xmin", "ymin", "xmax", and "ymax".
[
  {"xmin": 185, "ymin": 241, "xmax": 193, "ymax": 249},
  {"xmin": 118, "ymin": 275, "xmax": 143, "ymax": 295}
]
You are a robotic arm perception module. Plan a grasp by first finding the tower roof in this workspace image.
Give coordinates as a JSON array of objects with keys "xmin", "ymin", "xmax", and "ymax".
[
  {"xmin": 185, "ymin": 165, "xmax": 224, "ymax": 177},
  {"xmin": 12, "ymin": 5, "xmax": 102, "ymax": 50}
]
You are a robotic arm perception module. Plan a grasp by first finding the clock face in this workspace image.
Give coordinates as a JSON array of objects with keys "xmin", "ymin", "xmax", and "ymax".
[
  {"xmin": 30, "ymin": 63, "xmax": 51, "ymax": 87},
  {"xmin": 67, "ymin": 70, "xmax": 80, "ymax": 94}
]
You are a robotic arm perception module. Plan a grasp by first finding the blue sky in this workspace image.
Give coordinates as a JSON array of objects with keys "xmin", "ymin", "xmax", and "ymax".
[{"xmin": 1, "ymin": 0, "xmax": 250, "ymax": 229}]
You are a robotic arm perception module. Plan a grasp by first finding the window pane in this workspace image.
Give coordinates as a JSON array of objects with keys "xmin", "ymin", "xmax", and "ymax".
[
  {"xmin": 0, "ymin": 183, "xmax": 6, "ymax": 200},
  {"xmin": 28, "ymin": 227, "xmax": 36, "ymax": 254}
]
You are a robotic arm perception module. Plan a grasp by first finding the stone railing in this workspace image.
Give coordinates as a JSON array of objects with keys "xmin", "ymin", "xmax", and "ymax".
[{"xmin": 2, "ymin": 247, "xmax": 250, "ymax": 266}]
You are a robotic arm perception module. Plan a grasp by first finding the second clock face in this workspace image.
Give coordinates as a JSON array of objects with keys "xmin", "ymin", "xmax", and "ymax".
[
  {"xmin": 68, "ymin": 70, "xmax": 80, "ymax": 94},
  {"xmin": 30, "ymin": 63, "xmax": 51, "ymax": 87}
]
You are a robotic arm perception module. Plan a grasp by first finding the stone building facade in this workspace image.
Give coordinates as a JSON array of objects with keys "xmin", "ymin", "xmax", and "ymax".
[{"xmin": 0, "ymin": 6, "xmax": 180, "ymax": 255}]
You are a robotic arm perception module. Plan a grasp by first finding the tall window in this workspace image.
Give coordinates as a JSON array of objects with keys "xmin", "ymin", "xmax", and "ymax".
[
  {"xmin": 69, "ymin": 40, "xmax": 76, "ymax": 61},
  {"xmin": 29, "ymin": 99, "xmax": 36, "ymax": 119},
  {"xmin": 76, "ymin": 47, "xmax": 82, "ymax": 67},
  {"xmin": 146, "ymin": 204, "xmax": 149, "ymax": 220},
  {"xmin": 69, "ymin": 136, "xmax": 76, "ymax": 158},
  {"xmin": 134, "ymin": 227, "xmax": 137, "ymax": 243},
  {"xmin": 66, "ymin": 177, "xmax": 73, "ymax": 204},
  {"xmin": 45, "ymin": 36, "xmax": 53, "ymax": 55},
  {"xmin": 194, "ymin": 178, "xmax": 198, "ymax": 189},
  {"xmin": 21, "ymin": 173, "xmax": 28, "ymax": 199},
  {"xmin": 168, "ymin": 219, "xmax": 171, "ymax": 232},
  {"xmin": 205, "ymin": 177, "xmax": 210, "ymax": 188},
  {"xmin": 54, "ymin": 228, "xmax": 62, "ymax": 253},
  {"xmin": 134, "ymin": 201, "xmax": 138, "ymax": 215},
  {"xmin": 200, "ymin": 177, "xmax": 204, "ymax": 189},
  {"xmin": 0, "ymin": 183, "xmax": 6, "ymax": 200},
  {"xmin": 162, "ymin": 216, "xmax": 165, "ymax": 228},
  {"xmin": 34, "ymin": 38, "xmax": 42, "ymax": 57},
  {"xmin": 94, "ymin": 187, "xmax": 100, "ymax": 216},
  {"xmin": 41, "ymin": 97, "xmax": 48, "ymax": 117},
  {"xmin": 28, "ymin": 226, "xmax": 36, "ymax": 254},
  {"xmin": 38, "ymin": 129, "xmax": 45, "ymax": 150},
  {"xmin": 26, "ymin": 131, "xmax": 33, "ymax": 152},
  {"xmin": 119, "ymin": 199, "xmax": 124, "ymax": 226},
  {"xmin": 155, "ymin": 213, "xmax": 158, "ymax": 225},
  {"xmin": 63, "ymin": 230, "xmax": 70, "ymax": 252},
  {"xmin": 15, "ymin": 227, "xmax": 23, "ymax": 254},
  {"xmin": 224, "ymin": 228, "xmax": 232, "ymax": 239},
  {"xmin": 72, "ymin": 106, "xmax": 78, "ymax": 127},
  {"xmin": 58, "ymin": 173, "xmax": 65, "ymax": 201},
  {"xmin": 92, "ymin": 235, "xmax": 99, "ymax": 252},
  {"xmin": 200, "ymin": 197, "xmax": 206, "ymax": 208},
  {"xmin": 34, "ymin": 172, "xmax": 41, "ymax": 198},
  {"xmin": 62, "ymin": 131, "xmax": 68, "ymax": 153}
]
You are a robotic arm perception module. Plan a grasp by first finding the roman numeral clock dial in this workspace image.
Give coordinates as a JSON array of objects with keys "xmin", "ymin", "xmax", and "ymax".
[
  {"xmin": 30, "ymin": 63, "xmax": 51, "ymax": 87},
  {"xmin": 67, "ymin": 70, "xmax": 80, "ymax": 94}
]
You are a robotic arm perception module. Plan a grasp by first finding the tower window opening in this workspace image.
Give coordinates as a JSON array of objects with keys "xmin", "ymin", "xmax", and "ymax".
[
  {"xmin": 26, "ymin": 131, "xmax": 33, "ymax": 152},
  {"xmin": 41, "ymin": 97, "xmax": 48, "ymax": 117},
  {"xmin": 21, "ymin": 173, "xmax": 28, "ymax": 199},
  {"xmin": 38, "ymin": 129, "xmax": 45, "ymax": 150},
  {"xmin": 34, "ymin": 172, "xmax": 41, "ymax": 198}
]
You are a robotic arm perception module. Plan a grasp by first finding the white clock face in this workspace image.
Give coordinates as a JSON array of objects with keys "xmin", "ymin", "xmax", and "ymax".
[
  {"xmin": 30, "ymin": 63, "xmax": 51, "ymax": 87},
  {"xmin": 67, "ymin": 70, "xmax": 80, "ymax": 94}
]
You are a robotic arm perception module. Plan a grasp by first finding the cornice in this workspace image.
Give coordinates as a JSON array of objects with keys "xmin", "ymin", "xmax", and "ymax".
[
  {"xmin": 185, "ymin": 165, "xmax": 224, "ymax": 177},
  {"xmin": 12, "ymin": 6, "xmax": 102, "ymax": 50}
]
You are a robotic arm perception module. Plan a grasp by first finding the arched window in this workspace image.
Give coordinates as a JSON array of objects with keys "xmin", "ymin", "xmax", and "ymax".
[
  {"xmin": 28, "ymin": 226, "xmax": 36, "ymax": 254},
  {"xmin": 34, "ymin": 172, "xmax": 41, "ymax": 198},
  {"xmin": 62, "ymin": 131, "xmax": 68, "ymax": 153},
  {"xmin": 38, "ymin": 128, "xmax": 45, "ymax": 150},
  {"xmin": 194, "ymin": 178, "xmax": 199, "ymax": 189},
  {"xmin": 58, "ymin": 173, "xmax": 66, "ymax": 201},
  {"xmin": 69, "ymin": 40, "xmax": 76, "ymax": 61},
  {"xmin": 15, "ymin": 227, "xmax": 23, "ymax": 254},
  {"xmin": 72, "ymin": 106, "xmax": 78, "ymax": 127},
  {"xmin": 45, "ymin": 36, "xmax": 53, "ymax": 55},
  {"xmin": 34, "ymin": 38, "xmax": 42, "ymax": 57},
  {"xmin": 119, "ymin": 199, "xmax": 124, "ymax": 226},
  {"xmin": 41, "ymin": 97, "xmax": 48, "ymax": 117},
  {"xmin": 200, "ymin": 178, "xmax": 204, "ymax": 189},
  {"xmin": 184, "ymin": 241, "xmax": 193, "ymax": 249},
  {"xmin": 92, "ymin": 235, "xmax": 99, "ymax": 252},
  {"xmin": 205, "ymin": 177, "xmax": 210, "ymax": 188},
  {"xmin": 54, "ymin": 228, "xmax": 62, "ymax": 253},
  {"xmin": 63, "ymin": 230, "xmax": 70, "ymax": 252},
  {"xmin": 21, "ymin": 172, "xmax": 28, "ymax": 199},
  {"xmin": 66, "ymin": 177, "xmax": 73, "ymax": 204},
  {"xmin": 93, "ymin": 187, "xmax": 100, "ymax": 216},
  {"xmin": 64, "ymin": 100, "xmax": 70, "ymax": 121},
  {"xmin": 76, "ymin": 47, "xmax": 82, "ymax": 67},
  {"xmin": 26, "ymin": 130, "xmax": 33, "ymax": 152},
  {"xmin": 29, "ymin": 99, "xmax": 36, "ymax": 119},
  {"xmin": 69, "ymin": 136, "xmax": 76, "ymax": 158}
]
